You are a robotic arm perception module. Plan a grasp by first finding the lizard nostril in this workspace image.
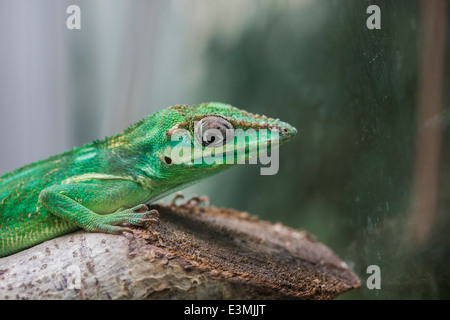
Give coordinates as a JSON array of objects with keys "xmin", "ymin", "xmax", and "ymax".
[{"xmin": 164, "ymin": 156, "xmax": 172, "ymax": 165}]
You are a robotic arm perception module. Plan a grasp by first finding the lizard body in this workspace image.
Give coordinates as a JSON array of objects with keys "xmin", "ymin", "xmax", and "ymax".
[{"xmin": 0, "ymin": 102, "xmax": 296, "ymax": 257}]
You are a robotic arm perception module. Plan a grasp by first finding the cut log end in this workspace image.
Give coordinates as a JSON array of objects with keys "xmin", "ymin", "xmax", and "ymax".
[{"xmin": 0, "ymin": 204, "xmax": 360, "ymax": 299}]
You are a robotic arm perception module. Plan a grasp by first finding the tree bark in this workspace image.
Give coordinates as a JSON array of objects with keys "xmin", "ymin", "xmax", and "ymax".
[
  {"xmin": 0, "ymin": 203, "xmax": 360, "ymax": 299},
  {"xmin": 407, "ymin": 0, "xmax": 446, "ymax": 246}
]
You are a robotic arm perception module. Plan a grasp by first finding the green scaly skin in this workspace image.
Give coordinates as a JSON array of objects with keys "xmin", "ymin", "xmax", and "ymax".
[{"xmin": 0, "ymin": 102, "xmax": 296, "ymax": 257}]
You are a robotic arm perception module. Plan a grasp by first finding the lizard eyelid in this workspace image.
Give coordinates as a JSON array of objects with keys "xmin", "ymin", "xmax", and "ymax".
[{"xmin": 195, "ymin": 116, "xmax": 234, "ymax": 148}]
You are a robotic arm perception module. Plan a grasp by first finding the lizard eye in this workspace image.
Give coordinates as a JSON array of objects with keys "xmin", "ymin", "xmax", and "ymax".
[{"xmin": 195, "ymin": 116, "xmax": 234, "ymax": 147}]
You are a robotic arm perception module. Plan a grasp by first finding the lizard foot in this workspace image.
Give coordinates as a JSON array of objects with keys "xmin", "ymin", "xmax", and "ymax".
[
  {"xmin": 169, "ymin": 192, "xmax": 210, "ymax": 207},
  {"xmin": 93, "ymin": 204, "xmax": 160, "ymax": 234}
]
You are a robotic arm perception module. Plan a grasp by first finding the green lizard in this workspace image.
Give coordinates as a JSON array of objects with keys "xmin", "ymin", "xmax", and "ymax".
[{"xmin": 0, "ymin": 102, "xmax": 296, "ymax": 257}]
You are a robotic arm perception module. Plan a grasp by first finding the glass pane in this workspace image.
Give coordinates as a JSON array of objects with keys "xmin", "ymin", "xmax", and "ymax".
[{"xmin": 0, "ymin": 0, "xmax": 448, "ymax": 299}]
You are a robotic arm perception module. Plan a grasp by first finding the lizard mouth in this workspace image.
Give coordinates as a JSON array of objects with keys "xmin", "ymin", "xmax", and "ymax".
[
  {"xmin": 191, "ymin": 134, "xmax": 284, "ymax": 166},
  {"xmin": 166, "ymin": 121, "xmax": 297, "ymax": 167}
]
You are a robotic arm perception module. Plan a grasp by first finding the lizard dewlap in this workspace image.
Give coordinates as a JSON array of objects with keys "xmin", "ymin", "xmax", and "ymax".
[{"xmin": 0, "ymin": 102, "xmax": 296, "ymax": 257}]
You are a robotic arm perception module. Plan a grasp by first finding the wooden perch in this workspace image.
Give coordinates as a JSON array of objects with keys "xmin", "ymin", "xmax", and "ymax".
[{"xmin": 0, "ymin": 203, "xmax": 360, "ymax": 299}]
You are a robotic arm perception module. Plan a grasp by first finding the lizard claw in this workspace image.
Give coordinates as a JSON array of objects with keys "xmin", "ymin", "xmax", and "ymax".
[
  {"xmin": 120, "ymin": 227, "xmax": 135, "ymax": 234},
  {"xmin": 129, "ymin": 204, "xmax": 149, "ymax": 213},
  {"xmin": 169, "ymin": 192, "xmax": 185, "ymax": 206},
  {"xmin": 185, "ymin": 195, "xmax": 210, "ymax": 207}
]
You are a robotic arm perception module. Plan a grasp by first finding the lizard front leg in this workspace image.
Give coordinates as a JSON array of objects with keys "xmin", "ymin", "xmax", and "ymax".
[{"xmin": 38, "ymin": 180, "xmax": 158, "ymax": 234}]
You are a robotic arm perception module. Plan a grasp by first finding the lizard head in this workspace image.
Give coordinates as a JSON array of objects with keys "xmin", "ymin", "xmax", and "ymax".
[{"xmin": 132, "ymin": 102, "xmax": 296, "ymax": 195}]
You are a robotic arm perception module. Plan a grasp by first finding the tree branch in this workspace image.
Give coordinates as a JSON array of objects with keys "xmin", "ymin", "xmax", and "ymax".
[{"xmin": 0, "ymin": 204, "xmax": 360, "ymax": 299}]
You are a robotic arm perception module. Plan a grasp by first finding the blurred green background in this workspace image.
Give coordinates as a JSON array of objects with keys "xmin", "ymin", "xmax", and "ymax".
[{"xmin": 0, "ymin": 0, "xmax": 449, "ymax": 299}]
